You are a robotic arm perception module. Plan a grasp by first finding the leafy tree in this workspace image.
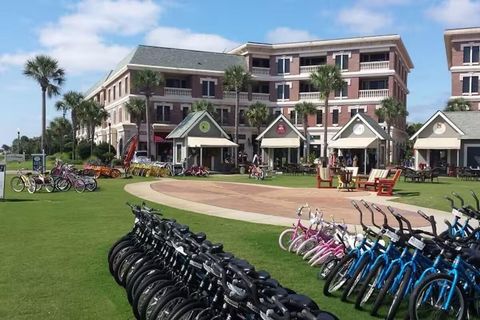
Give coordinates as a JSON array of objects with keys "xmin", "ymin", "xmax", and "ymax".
[
  {"xmin": 192, "ymin": 100, "xmax": 215, "ymax": 114},
  {"xmin": 94, "ymin": 142, "xmax": 116, "ymax": 163},
  {"xmin": 309, "ymin": 65, "xmax": 345, "ymax": 164},
  {"xmin": 294, "ymin": 101, "xmax": 317, "ymax": 158},
  {"xmin": 55, "ymin": 91, "xmax": 84, "ymax": 160},
  {"xmin": 77, "ymin": 100, "xmax": 109, "ymax": 155},
  {"xmin": 375, "ymin": 97, "xmax": 408, "ymax": 165},
  {"xmin": 1, "ymin": 144, "xmax": 10, "ymax": 152},
  {"xmin": 48, "ymin": 117, "xmax": 72, "ymax": 154},
  {"xmin": 23, "ymin": 55, "xmax": 65, "ymax": 153},
  {"xmin": 246, "ymin": 102, "xmax": 268, "ymax": 154},
  {"xmin": 124, "ymin": 98, "xmax": 146, "ymax": 144},
  {"xmin": 444, "ymin": 98, "xmax": 471, "ymax": 112},
  {"xmin": 223, "ymin": 65, "xmax": 252, "ymax": 162},
  {"xmin": 133, "ymin": 70, "xmax": 164, "ymax": 158},
  {"xmin": 76, "ymin": 140, "xmax": 91, "ymax": 160}
]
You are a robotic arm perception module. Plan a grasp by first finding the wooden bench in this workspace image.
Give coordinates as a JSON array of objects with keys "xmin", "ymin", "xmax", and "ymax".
[
  {"xmin": 357, "ymin": 169, "xmax": 389, "ymax": 191},
  {"xmin": 377, "ymin": 169, "xmax": 402, "ymax": 196},
  {"xmin": 316, "ymin": 166, "xmax": 333, "ymax": 188}
]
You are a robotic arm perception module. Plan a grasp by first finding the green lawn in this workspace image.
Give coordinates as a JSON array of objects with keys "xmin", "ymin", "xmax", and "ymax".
[
  {"xmin": 175, "ymin": 174, "xmax": 479, "ymax": 212},
  {"xmin": 0, "ymin": 176, "xmax": 392, "ymax": 320}
]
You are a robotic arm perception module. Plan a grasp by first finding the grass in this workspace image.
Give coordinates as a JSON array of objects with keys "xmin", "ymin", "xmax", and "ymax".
[
  {"xmin": 0, "ymin": 175, "xmax": 386, "ymax": 320},
  {"xmin": 175, "ymin": 174, "xmax": 480, "ymax": 212}
]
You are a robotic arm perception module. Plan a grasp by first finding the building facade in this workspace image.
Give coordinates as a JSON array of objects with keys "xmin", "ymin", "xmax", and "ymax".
[
  {"xmin": 445, "ymin": 27, "xmax": 480, "ymax": 109},
  {"xmin": 81, "ymin": 34, "xmax": 412, "ymax": 165}
]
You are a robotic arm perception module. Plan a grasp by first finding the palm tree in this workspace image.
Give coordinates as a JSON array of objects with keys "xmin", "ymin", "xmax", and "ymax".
[
  {"xmin": 48, "ymin": 117, "xmax": 72, "ymax": 154},
  {"xmin": 375, "ymin": 97, "xmax": 408, "ymax": 165},
  {"xmin": 309, "ymin": 65, "xmax": 344, "ymax": 164},
  {"xmin": 444, "ymin": 98, "xmax": 471, "ymax": 111},
  {"xmin": 246, "ymin": 102, "xmax": 268, "ymax": 154},
  {"xmin": 133, "ymin": 70, "xmax": 165, "ymax": 159},
  {"xmin": 23, "ymin": 55, "xmax": 65, "ymax": 153},
  {"xmin": 78, "ymin": 100, "xmax": 109, "ymax": 155},
  {"xmin": 55, "ymin": 91, "xmax": 84, "ymax": 160},
  {"xmin": 295, "ymin": 101, "xmax": 317, "ymax": 159},
  {"xmin": 223, "ymin": 65, "xmax": 252, "ymax": 156},
  {"xmin": 124, "ymin": 98, "xmax": 146, "ymax": 143},
  {"xmin": 192, "ymin": 100, "xmax": 215, "ymax": 114}
]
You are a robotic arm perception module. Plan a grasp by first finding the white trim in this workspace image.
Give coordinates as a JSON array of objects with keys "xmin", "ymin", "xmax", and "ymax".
[
  {"xmin": 274, "ymin": 82, "xmax": 293, "ymax": 87},
  {"xmin": 460, "ymin": 42, "xmax": 480, "ymax": 49},
  {"xmin": 329, "ymin": 106, "xmax": 342, "ymax": 113},
  {"xmin": 199, "ymin": 77, "xmax": 218, "ymax": 84},
  {"xmin": 332, "ymin": 51, "xmax": 352, "ymax": 58},
  {"xmin": 256, "ymin": 114, "xmax": 306, "ymax": 140},
  {"xmin": 347, "ymin": 105, "xmax": 368, "ymax": 112},
  {"xmin": 331, "ymin": 113, "xmax": 387, "ymax": 141},
  {"xmin": 459, "ymin": 73, "xmax": 480, "ymax": 79},
  {"xmin": 463, "ymin": 143, "xmax": 480, "ymax": 166},
  {"xmin": 275, "ymin": 56, "xmax": 293, "ymax": 62},
  {"xmin": 409, "ymin": 110, "xmax": 465, "ymax": 140}
]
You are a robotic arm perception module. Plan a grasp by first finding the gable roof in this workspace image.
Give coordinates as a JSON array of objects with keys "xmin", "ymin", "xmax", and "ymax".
[
  {"xmin": 331, "ymin": 113, "xmax": 390, "ymax": 141},
  {"xmin": 256, "ymin": 114, "xmax": 306, "ymax": 141},
  {"xmin": 410, "ymin": 110, "xmax": 465, "ymax": 140},
  {"xmin": 166, "ymin": 111, "xmax": 230, "ymax": 139},
  {"xmin": 444, "ymin": 111, "xmax": 480, "ymax": 139}
]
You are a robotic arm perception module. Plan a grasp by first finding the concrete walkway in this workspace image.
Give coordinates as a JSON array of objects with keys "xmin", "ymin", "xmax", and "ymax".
[{"xmin": 124, "ymin": 179, "xmax": 458, "ymax": 232}]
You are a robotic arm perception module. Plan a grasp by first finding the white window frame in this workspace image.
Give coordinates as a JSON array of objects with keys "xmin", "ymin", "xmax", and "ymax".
[
  {"xmin": 118, "ymin": 81, "xmax": 122, "ymax": 98},
  {"xmin": 287, "ymin": 108, "xmax": 301, "ymax": 126},
  {"xmin": 332, "ymin": 52, "xmax": 351, "ymax": 71},
  {"xmin": 460, "ymin": 73, "xmax": 480, "ymax": 95},
  {"xmin": 125, "ymin": 76, "xmax": 129, "ymax": 95},
  {"xmin": 315, "ymin": 107, "xmax": 325, "ymax": 127},
  {"xmin": 334, "ymin": 78, "xmax": 351, "ymax": 99},
  {"xmin": 154, "ymin": 103, "xmax": 173, "ymax": 122},
  {"xmin": 175, "ymin": 143, "xmax": 183, "ymax": 164},
  {"xmin": 275, "ymin": 56, "xmax": 293, "ymax": 75},
  {"xmin": 200, "ymin": 78, "xmax": 217, "ymax": 98},
  {"xmin": 461, "ymin": 43, "xmax": 480, "ymax": 65},
  {"xmin": 215, "ymin": 107, "xmax": 229, "ymax": 125},
  {"xmin": 275, "ymin": 82, "xmax": 292, "ymax": 101}
]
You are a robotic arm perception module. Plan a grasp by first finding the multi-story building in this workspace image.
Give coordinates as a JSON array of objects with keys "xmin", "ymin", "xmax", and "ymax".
[
  {"xmin": 82, "ymin": 34, "xmax": 412, "ymax": 164},
  {"xmin": 445, "ymin": 27, "xmax": 480, "ymax": 109}
]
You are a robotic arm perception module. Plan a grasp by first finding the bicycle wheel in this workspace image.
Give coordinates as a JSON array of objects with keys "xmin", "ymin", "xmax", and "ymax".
[
  {"xmin": 317, "ymin": 256, "xmax": 339, "ymax": 280},
  {"xmin": 151, "ymin": 292, "xmax": 187, "ymax": 319},
  {"xmin": 85, "ymin": 178, "xmax": 97, "ymax": 192},
  {"xmin": 169, "ymin": 302, "xmax": 205, "ymax": 320},
  {"xmin": 409, "ymin": 273, "xmax": 466, "ymax": 320},
  {"xmin": 296, "ymin": 238, "xmax": 318, "ymax": 256},
  {"xmin": 27, "ymin": 177, "xmax": 36, "ymax": 194},
  {"xmin": 111, "ymin": 169, "xmax": 121, "ymax": 178},
  {"xmin": 386, "ymin": 266, "xmax": 412, "ymax": 320},
  {"xmin": 56, "ymin": 177, "xmax": 71, "ymax": 192},
  {"xmin": 278, "ymin": 228, "xmax": 297, "ymax": 251},
  {"xmin": 10, "ymin": 176, "xmax": 25, "ymax": 192},
  {"xmin": 73, "ymin": 179, "xmax": 86, "ymax": 193},
  {"xmin": 370, "ymin": 263, "xmax": 400, "ymax": 316},
  {"xmin": 341, "ymin": 256, "xmax": 370, "ymax": 301},
  {"xmin": 288, "ymin": 234, "xmax": 305, "ymax": 253},
  {"xmin": 44, "ymin": 178, "xmax": 55, "ymax": 193},
  {"xmin": 323, "ymin": 252, "xmax": 356, "ymax": 296},
  {"xmin": 355, "ymin": 259, "xmax": 386, "ymax": 309}
]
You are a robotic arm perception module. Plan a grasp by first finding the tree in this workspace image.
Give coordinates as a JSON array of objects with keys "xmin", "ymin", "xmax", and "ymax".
[
  {"xmin": 124, "ymin": 98, "xmax": 146, "ymax": 145},
  {"xmin": 444, "ymin": 98, "xmax": 471, "ymax": 112},
  {"xmin": 246, "ymin": 102, "xmax": 268, "ymax": 154},
  {"xmin": 223, "ymin": 65, "xmax": 251, "ymax": 165},
  {"xmin": 192, "ymin": 100, "xmax": 215, "ymax": 114},
  {"xmin": 375, "ymin": 97, "xmax": 408, "ymax": 165},
  {"xmin": 133, "ymin": 70, "xmax": 164, "ymax": 159},
  {"xmin": 23, "ymin": 55, "xmax": 65, "ymax": 154},
  {"xmin": 55, "ymin": 91, "xmax": 84, "ymax": 160},
  {"xmin": 48, "ymin": 117, "xmax": 72, "ymax": 154},
  {"xmin": 294, "ymin": 101, "xmax": 317, "ymax": 159},
  {"xmin": 309, "ymin": 65, "xmax": 345, "ymax": 164},
  {"xmin": 1, "ymin": 144, "xmax": 10, "ymax": 152},
  {"xmin": 77, "ymin": 100, "xmax": 109, "ymax": 155}
]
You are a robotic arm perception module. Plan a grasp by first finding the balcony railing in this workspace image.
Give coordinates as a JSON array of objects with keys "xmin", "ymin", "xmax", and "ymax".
[
  {"xmin": 359, "ymin": 89, "xmax": 389, "ymax": 99},
  {"xmin": 299, "ymin": 92, "xmax": 320, "ymax": 100},
  {"xmin": 223, "ymin": 91, "xmax": 249, "ymax": 100},
  {"xmin": 252, "ymin": 67, "xmax": 270, "ymax": 75},
  {"xmin": 359, "ymin": 61, "xmax": 389, "ymax": 70},
  {"xmin": 300, "ymin": 65, "xmax": 322, "ymax": 74},
  {"xmin": 251, "ymin": 93, "xmax": 270, "ymax": 101},
  {"xmin": 164, "ymin": 87, "xmax": 192, "ymax": 97}
]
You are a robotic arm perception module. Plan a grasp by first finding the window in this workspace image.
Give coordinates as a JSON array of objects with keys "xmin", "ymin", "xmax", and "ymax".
[
  {"xmin": 239, "ymin": 109, "xmax": 246, "ymax": 125},
  {"xmin": 156, "ymin": 105, "xmax": 171, "ymax": 122},
  {"xmin": 350, "ymin": 108, "xmax": 365, "ymax": 118},
  {"xmin": 252, "ymin": 82, "xmax": 270, "ymax": 93},
  {"xmin": 462, "ymin": 76, "xmax": 479, "ymax": 94},
  {"xmin": 166, "ymin": 78, "xmax": 187, "ymax": 88},
  {"xmin": 118, "ymin": 107, "xmax": 123, "ymax": 122},
  {"xmin": 125, "ymin": 77, "xmax": 129, "ymax": 94},
  {"xmin": 360, "ymin": 52, "xmax": 389, "ymax": 62},
  {"xmin": 113, "ymin": 111, "xmax": 116, "ymax": 125},
  {"xmin": 276, "ymin": 84, "xmax": 290, "ymax": 100},
  {"xmin": 316, "ymin": 110, "xmax": 323, "ymax": 125},
  {"xmin": 335, "ymin": 82, "xmax": 348, "ymax": 98},
  {"xmin": 113, "ymin": 85, "xmax": 116, "ymax": 100},
  {"xmin": 300, "ymin": 82, "xmax": 317, "ymax": 92},
  {"xmin": 108, "ymin": 89, "xmax": 111, "ymax": 102},
  {"xmin": 277, "ymin": 58, "xmax": 290, "ymax": 74},
  {"xmin": 216, "ymin": 108, "xmax": 229, "ymax": 125},
  {"xmin": 252, "ymin": 58, "xmax": 270, "ymax": 68},
  {"xmin": 176, "ymin": 144, "xmax": 182, "ymax": 163},
  {"xmin": 202, "ymin": 80, "xmax": 215, "ymax": 97},
  {"xmin": 332, "ymin": 109, "xmax": 339, "ymax": 125},
  {"xmin": 300, "ymin": 56, "xmax": 326, "ymax": 66},
  {"xmin": 182, "ymin": 106, "xmax": 190, "ymax": 119},
  {"xmin": 361, "ymin": 79, "xmax": 388, "ymax": 90},
  {"xmin": 289, "ymin": 110, "xmax": 302, "ymax": 125},
  {"xmin": 463, "ymin": 45, "xmax": 480, "ymax": 64},
  {"xmin": 119, "ymin": 82, "xmax": 122, "ymax": 98},
  {"xmin": 335, "ymin": 54, "xmax": 349, "ymax": 70}
]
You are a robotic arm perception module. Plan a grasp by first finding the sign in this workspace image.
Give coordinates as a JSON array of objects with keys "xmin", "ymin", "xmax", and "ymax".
[
  {"xmin": 276, "ymin": 122, "xmax": 286, "ymax": 135},
  {"xmin": 0, "ymin": 163, "xmax": 5, "ymax": 200},
  {"xmin": 199, "ymin": 121, "xmax": 211, "ymax": 133},
  {"xmin": 6, "ymin": 153, "xmax": 25, "ymax": 162},
  {"xmin": 32, "ymin": 154, "xmax": 45, "ymax": 172}
]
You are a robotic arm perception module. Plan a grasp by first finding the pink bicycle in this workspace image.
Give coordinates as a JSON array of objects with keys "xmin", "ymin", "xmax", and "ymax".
[{"xmin": 278, "ymin": 204, "xmax": 315, "ymax": 251}]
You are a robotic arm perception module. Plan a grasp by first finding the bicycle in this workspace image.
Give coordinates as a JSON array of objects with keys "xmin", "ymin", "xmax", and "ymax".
[{"xmin": 10, "ymin": 169, "xmax": 36, "ymax": 194}]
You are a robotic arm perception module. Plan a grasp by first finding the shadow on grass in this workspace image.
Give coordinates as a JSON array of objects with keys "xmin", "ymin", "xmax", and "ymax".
[
  {"xmin": 395, "ymin": 191, "xmax": 420, "ymax": 197},
  {"xmin": 0, "ymin": 198, "xmax": 38, "ymax": 202}
]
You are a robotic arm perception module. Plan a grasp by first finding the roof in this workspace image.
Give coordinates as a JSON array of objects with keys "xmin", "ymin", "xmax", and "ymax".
[
  {"xmin": 410, "ymin": 110, "xmax": 465, "ymax": 140},
  {"xmin": 84, "ymin": 70, "xmax": 112, "ymax": 97},
  {"xmin": 444, "ymin": 27, "xmax": 480, "ymax": 68},
  {"xmin": 445, "ymin": 111, "xmax": 480, "ymax": 139},
  {"xmin": 256, "ymin": 114, "xmax": 306, "ymax": 141},
  {"xmin": 166, "ymin": 111, "xmax": 230, "ymax": 139},
  {"xmin": 332, "ymin": 113, "xmax": 390, "ymax": 141}
]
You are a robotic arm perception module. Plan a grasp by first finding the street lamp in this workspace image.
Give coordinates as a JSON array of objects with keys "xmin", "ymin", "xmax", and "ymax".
[
  {"xmin": 108, "ymin": 122, "xmax": 112, "ymax": 153},
  {"xmin": 17, "ymin": 128, "xmax": 20, "ymax": 154}
]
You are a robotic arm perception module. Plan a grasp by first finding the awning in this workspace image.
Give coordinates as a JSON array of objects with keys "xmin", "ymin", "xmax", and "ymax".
[
  {"xmin": 329, "ymin": 137, "xmax": 377, "ymax": 149},
  {"xmin": 414, "ymin": 138, "xmax": 460, "ymax": 150},
  {"xmin": 261, "ymin": 138, "xmax": 300, "ymax": 148},
  {"xmin": 187, "ymin": 137, "xmax": 238, "ymax": 148}
]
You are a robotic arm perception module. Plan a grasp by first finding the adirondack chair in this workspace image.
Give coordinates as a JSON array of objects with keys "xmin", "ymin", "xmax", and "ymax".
[
  {"xmin": 377, "ymin": 169, "xmax": 402, "ymax": 196},
  {"xmin": 357, "ymin": 169, "xmax": 389, "ymax": 191},
  {"xmin": 337, "ymin": 167, "xmax": 359, "ymax": 190},
  {"xmin": 316, "ymin": 165, "xmax": 333, "ymax": 188}
]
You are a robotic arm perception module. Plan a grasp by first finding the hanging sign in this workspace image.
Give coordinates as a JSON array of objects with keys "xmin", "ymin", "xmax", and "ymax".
[{"xmin": 276, "ymin": 122, "xmax": 286, "ymax": 136}]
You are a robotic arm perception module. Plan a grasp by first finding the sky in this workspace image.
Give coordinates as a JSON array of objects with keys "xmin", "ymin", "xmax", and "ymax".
[{"xmin": 0, "ymin": 0, "xmax": 477, "ymax": 146}]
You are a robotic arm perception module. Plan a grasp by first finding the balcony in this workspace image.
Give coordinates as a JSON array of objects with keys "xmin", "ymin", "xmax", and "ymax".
[
  {"xmin": 251, "ymin": 93, "xmax": 270, "ymax": 101},
  {"xmin": 359, "ymin": 89, "xmax": 389, "ymax": 99},
  {"xmin": 164, "ymin": 87, "xmax": 192, "ymax": 97},
  {"xmin": 223, "ymin": 91, "xmax": 249, "ymax": 100},
  {"xmin": 252, "ymin": 67, "xmax": 270, "ymax": 76},
  {"xmin": 359, "ymin": 61, "xmax": 389, "ymax": 71},
  {"xmin": 299, "ymin": 92, "xmax": 320, "ymax": 100},
  {"xmin": 300, "ymin": 65, "xmax": 322, "ymax": 74}
]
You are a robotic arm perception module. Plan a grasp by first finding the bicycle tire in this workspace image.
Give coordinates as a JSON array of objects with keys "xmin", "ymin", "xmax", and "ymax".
[
  {"xmin": 132, "ymin": 276, "xmax": 171, "ymax": 319},
  {"xmin": 317, "ymin": 256, "xmax": 338, "ymax": 280},
  {"xmin": 138, "ymin": 279, "xmax": 175, "ymax": 320},
  {"xmin": 111, "ymin": 246, "xmax": 138, "ymax": 280},
  {"xmin": 107, "ymin": 234, "xmax": 132, "ymax": 262},
  {"xmin": 27, "ymin": 177, "xmax": 36, "ymax": 194},
  {"xmin": 355, "ymin": 259, "xmax": 385, "ymax": 309},
  {"xmin": 341, "ymin": 256, "xmax": 369, "ymax": 301},
  {"xmin": 150, "ymin": 291, "xmax": 187, "ymax": 320},
  {"xmin": 73, "ymin": 179, "xmax": 86, "ymax": 193},
  {"xmin": 116, "ymin": 251, "xmax": 145, "ymax": 286},
  {"xmin": 10, "ymin": 176, "xmax": 25, "ymax": 192},
  {"xmin": 278, "ymin": 228, "xmax": 297, "ymax": 251},
  {"xmin": 85, "ymin": 178, "xmax": 97, "ymax": 192},
  {"xmin": 111, "ymin": 169, "xmax": 121, "ymax": 178},
  {"xmin": 386, "ymin": 266, "xmax": 412, "ymax": 320},
  {"xmin": 323, "ymin": 251, "xmax": 356, "ymax": 296},
  {"xmin": 370, "ymin": 263, "xmax": 400, "ymax": 316},
  {"xmin": 44, "ymin": 178, "xmax": 55, "ymax": 193},
  {"xmin": 124, "ymin": 255, "xmax": 154, "ymax": 292},
  {"xmin": 55, "ymin": 177, "xmax": 70, "ymax": 191},
  {"xmin": 296, "ymin": 238, "xmax": 318, "ymax": 256},
  {"xmin": 169, "ymin": 301, "xmax": 205, "ymax": 320},
  {"xmin": 288, "ymin": 235, "xmax": 305, "ymax": 253},
  {"xmin": 127, "ymin": 265, "xmax": 163, "ymax": 304},
  {"xmin": 108, "ymin": 241, "xmax": 134, "ymax": 276}
]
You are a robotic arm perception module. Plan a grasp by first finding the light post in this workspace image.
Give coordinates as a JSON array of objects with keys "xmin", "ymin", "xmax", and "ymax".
[
  {"xmin": 17, "ymin": 128, "xmax": 20, "ymax": 154},
  {"xmin": 108, "ymin": 122, "xmax": 112, "ymax": 154}
]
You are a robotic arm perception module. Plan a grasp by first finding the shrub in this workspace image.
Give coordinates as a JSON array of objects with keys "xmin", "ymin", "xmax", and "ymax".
[
  {"xmin": 94, "ymin": 142, "xmax": 116, "ymax": 164},
  {"xmin": 76, "ymin": 140, "xmax": 91, "ymax": 160},
  {"xmin": 111, "ymin": 158, "xmax": 123, "ymax": 167}
]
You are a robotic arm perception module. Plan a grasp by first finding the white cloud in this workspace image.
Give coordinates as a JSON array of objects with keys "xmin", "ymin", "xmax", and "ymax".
[
  {"xmin": 337, "ymin": 7, "xmax": 392, "ymax": 34},
  {"xmin": 145, "ymin": 27, "xmax": 239, "ymax": 52},
  {"xmin": 265, "ymin": 27, "xmax": 317, "ymax": 43},
  {"xmin": 0, "ymin": 52, "xmax": 38, "ymax": 72},
  {"xmin": 427, "ymin": 0, "xmax": 480, "ymax": 27},
  {"xmin": 358, "ymin": 0, "xmax": 410, "ymax": 6}
]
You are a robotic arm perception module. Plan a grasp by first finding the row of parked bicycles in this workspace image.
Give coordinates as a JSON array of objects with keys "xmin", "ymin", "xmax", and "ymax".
[
  {"xmin": 279, "ymin": 192, "xmax": 480, "ymax": 319},
  {"xmin": 128, "ymin": 163, "xmax": 210, "ymax": 178},
  {"xmin": 108, "ymin": 203, "xmax": 338, "ymax": 320},
  {"xmin": 11, "ymin": 162, "xmax": 98, "ymax": 193}
]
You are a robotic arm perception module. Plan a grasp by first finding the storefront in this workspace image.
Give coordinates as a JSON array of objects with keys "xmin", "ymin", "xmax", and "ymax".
[
  {"xmin": 166, "ymin": 111, "xmax": 237, "ymax": 171},
  {"xmin": 329, "ymin": 113, "xmax": 389, "ymax": 173},
  {"xmin": 256, "ymin": 114, "xmax": 306, "ymax": 169}
]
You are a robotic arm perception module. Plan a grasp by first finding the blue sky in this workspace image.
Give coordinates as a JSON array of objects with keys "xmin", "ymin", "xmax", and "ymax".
[{"xmin": 0, "ymin": 0, "xmax": 477, "ymax": 146}]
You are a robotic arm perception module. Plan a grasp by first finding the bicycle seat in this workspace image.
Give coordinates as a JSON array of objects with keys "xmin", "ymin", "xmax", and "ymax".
[
  {"xmin": 256, "ymin": 270, "xmax": 270, "ymax": 281},
  {"xmin": 193, "ymin": 232, "xmax": 206, "ymax": 243},
  {"xmin": 230, "ymin": 258, "xmax": 255, "ymax": 274},
  {"xmin": 217, "ymin": 252, "xmax": 234, "ymax": 262},
  {"xmin": 282, "ymin": 294, "xmax": 319, "ymax": 311},
  {"xmin": 200, "ymin": 241, "xmax": 224, "ymax": 253}
]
